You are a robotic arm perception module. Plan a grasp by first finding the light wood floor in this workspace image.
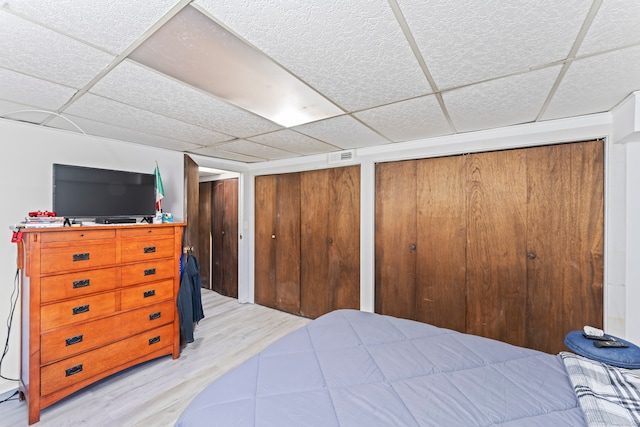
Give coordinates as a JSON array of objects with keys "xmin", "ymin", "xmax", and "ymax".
[{"xmin": 0, "ymin": 290, "xmax": 311, "ymax": 426}]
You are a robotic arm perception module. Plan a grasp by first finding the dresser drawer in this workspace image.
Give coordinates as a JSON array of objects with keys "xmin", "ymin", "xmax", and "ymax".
[
  {"xmin": 41, "ymin": 243, "xmax": 116, "ymax": 274},
  {"xmin": 120, "ymin": 227, "xmax": 174, "ymax": 238},
  {"xmin": 40, "ymin": 323, "xmax": 174, "ymax": 396},
  {"xmin": 121, "ymin": 259, "xmax": 175, "ymax": 287},
  {"xmin": 121, "ymin": 279, "xmax": 174, "ymax": 311},
  {"xmin": 41, "ymin": 301, "xmax": 175, "ymax": 364},
  {"xmin": 40, "ymin": 268, "xmax": 117, "ymax": 303},
  {"xmin": 40, "ymin": 229, "xmax": 115, "ymax": 243},
  {"xmin": 120, "ymin": 237, "xmax": 175, "ymax": 263},
  {"xmin": 41, "ymin": 293, "xmax": 117, "ymax": 332}
]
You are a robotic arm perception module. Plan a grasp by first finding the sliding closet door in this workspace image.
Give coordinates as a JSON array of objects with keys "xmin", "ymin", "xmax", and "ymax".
[
  {"xmin": 415, "ymin": 155, "xmax": 467, "ymax": 331},
  {"xmin": 375, "ymin": 160, "xmax": 417, "ymax": 318},
  {"xmin": 465, "ymin": 150, "xmax": 528, "ymax": 347},
  {"xmin": 255, "ymin": 174, "xmax": 301, "ymax": 314},
  {"xmin": 300, "ymin": 165, "xmax": 360, "ymax": 319},
  {"xmin": 526, "ymin": 140, "xmax": 604, "ymax": 353}
]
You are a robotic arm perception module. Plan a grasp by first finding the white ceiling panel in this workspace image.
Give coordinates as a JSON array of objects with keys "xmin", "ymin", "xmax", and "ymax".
[
  {"xmin": 189, "ymin": 146, "xmax": 264, "ymax": 163},
  {"xmin": 2, "ymin": 0, "xmax": 181, "ymax": 54},
  {"xmin": 0, "ymin": 99, "xmax": 53, "ymax": 124},
  {"xmin": 444, "ymin": 66, "xmax": 561, "ymax": 133},
  {"xmin": 214, "ymin": 139, "xmax": 298, "ymax": 161},
  {"xmin": 579, "ymin": 0, "xmax": 640, "ymax": 56},
  {"xmin": 293, "ymin": 115, "xmax": 389, "ymax": 150},
  {"xmin": 195, "ymin": 0, "xmax": 430, "ymax": 111},
  {"xmin": 0, "ymin": 12, "xmax": 114, "ymax": 88},
  {"xmin": 47, "ymin": 114, "xmax": 203, "ymax": 152},
  {"xmin": 0, "ymin": 68, "xmax": 76, "ymax": 111},
  {"xmin": 542, "ymin": 45, "xmax": 640, "ymax": 121},
  {"xmin": 354, "ymin": 95, "xmax": 452, "ymax": 143},
  {"xmin": 90, "ymin": 60, "xmax": 282, "ymax": 138},
  {"xmin": 398, "ymin": 0, "xmax": 589, "ymax": 89},
  {"xmin": 248, "ymin": 130, "xmax": 337, "ymax": 156},
  {"xmin": 65, "ymin": 93, "xmax": 232, "ymax": 146}
]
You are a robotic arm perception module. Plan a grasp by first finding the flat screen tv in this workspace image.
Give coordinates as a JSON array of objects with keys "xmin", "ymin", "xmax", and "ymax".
[{"xmin": 53, "ymin": 163, "xmax": 156, "ymax": 222}]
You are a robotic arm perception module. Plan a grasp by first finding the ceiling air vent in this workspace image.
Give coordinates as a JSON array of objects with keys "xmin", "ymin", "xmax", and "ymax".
[{"xmin": 328, "ymin": 150, "xmax": 355, "ymax": 164}]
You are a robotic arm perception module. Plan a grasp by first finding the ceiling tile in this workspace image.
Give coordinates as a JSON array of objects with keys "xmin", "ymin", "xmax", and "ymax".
[
  {"xmin": 0, "ymin": 11, "xmax": 114, "ymax": 88},
  {"xmin": 248, "ymin": 130, "xmax": 337, "ymax": 156},
  {"xmin": 354, "ymin": 95, "xmax": 452, "ymax": 142},
  {"xmin": 90, "ymin": 60, "xmax": 282, "ymax": 137},
  {"xmin": 398, "ymin": 0, "xmax": 589, "ymax": 89},
  {"xmin": 47, "ymin": 114, "xmax": 203, "ymax": 152},
  {"xmin": 213, "ymin": 139, "xmax": 298, "ymax": 161},
  {"xmin": 2, "ymin": 0, "xmax": 181, "ymax": 54},
  {"xmin": 293, "ymin": 115, "xmax": 389, "ymax": 149},
  {"xmin": 443, "ymin": 65, "xmax": 561, "ymax": 133},
  {"xmin": 189, "ymin": 146, "xmax": 264, "ymax": 163},
  {"xmin": 542, "ymin": 45, "xmax": 640, "ymax": 121},
  {"xmin": 65, "ymin": 93, "xmax": 232, "ymax": 145},
  {"xmin": 195, "ymin": 0, "xmax": 430, "ymax": 111},
  {"xmin": 0, "ymin": 99, "xmax": 52, "ymax": 124},
  {"xmin": 579, "ymin": 0, "xmax": 640, "ymax": 56},
  {"xmin": 0, "ymin": 68, "xmax": 76, "ymax": 111}
]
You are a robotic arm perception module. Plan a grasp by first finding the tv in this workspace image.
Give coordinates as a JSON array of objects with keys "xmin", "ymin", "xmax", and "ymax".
[{"xmin": 53, "ymin": 163, "xmax": 157, "ymax": 222}]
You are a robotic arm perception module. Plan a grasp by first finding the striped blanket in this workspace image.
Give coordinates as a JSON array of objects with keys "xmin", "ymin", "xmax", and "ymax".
[{"xmin": 561, "ymin": 352, "xmax": 640, "ymax": 426}]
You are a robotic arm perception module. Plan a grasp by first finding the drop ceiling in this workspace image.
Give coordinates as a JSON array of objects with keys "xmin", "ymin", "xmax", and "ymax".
[{"xmin": 1, "ymin": 0, "xmax": 639, "ymax": 163}]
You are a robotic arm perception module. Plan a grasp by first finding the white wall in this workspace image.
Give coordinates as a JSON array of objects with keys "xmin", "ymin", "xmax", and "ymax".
[{"xmin": 0, "ymin": 119, "xmax": 186, "ymax": 394}]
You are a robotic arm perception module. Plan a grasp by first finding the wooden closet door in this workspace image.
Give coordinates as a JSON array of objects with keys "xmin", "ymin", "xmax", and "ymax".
[
  {"xmin": 222, "ymin": 178, "xmax": 238, "ymax": 298},
  {"xmin": 328, "ymin": 166, "xmax": 360, "ymax": 312},
  {"xmin": 415, "ymin": 156, "xmax": 467, "ymax": 331},
  {"xmin": 211, "ymin": 180, "xmax": 224, "ymax": 294},
  {"xmin": 300, "ymin": 166, "xmax": 361, "ymax": 318},
  {"xmin": 526, "ymin": 140, "xmax": 604, "ymax": 354},
  {"xmin": 199, "ymin": 182, "xmax": 212, "ymax": 290},
  {"xmin": 255, "ymin": 175, "xmax": 278, "ymax": 308},
  {"xmin": 375, "ymin": 160, "xmax": 417, "ymax": 318},
  {"xmin": 466, "ymin": 149, "xmax": 528, "ymax": 347},
  {"xmin": 300, "ymin": 169, "xmax": 331, "ymax": 318}
]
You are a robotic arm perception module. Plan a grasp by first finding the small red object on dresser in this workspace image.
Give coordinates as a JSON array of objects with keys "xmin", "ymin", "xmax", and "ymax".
[{"xmin": 28, "ymin": 210, "xmax": 56, "ymax": 217}]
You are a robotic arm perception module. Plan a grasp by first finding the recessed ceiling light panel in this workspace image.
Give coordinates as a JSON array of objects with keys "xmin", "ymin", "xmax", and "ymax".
[{"xmin": 129, "ymin": 5, "xmax": 343, "ymax": 127}]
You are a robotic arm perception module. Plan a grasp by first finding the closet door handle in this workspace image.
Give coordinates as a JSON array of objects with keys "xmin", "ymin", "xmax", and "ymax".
[
  {"xmin": 409, "ymin": 244, "xmax": 417, "ymax": 251},
  {"xmin": 527, "ymin": 252, "xmax": 537, "ymax": 260}
]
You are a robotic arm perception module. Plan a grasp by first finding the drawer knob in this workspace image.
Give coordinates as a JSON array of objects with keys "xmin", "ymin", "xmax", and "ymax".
[
  {"xmin": 149, "ymin": 311, "xmax": 161, "ymax": 320},
  {"xmin": 65, "ymin": 364, "xmax": 83, "ymax": 377},
  {"xmin": 65, "ymin": 334, "xmax": 84, "ymax": 346},
  {"xmin": 143, "ymin": 290, "xmax": 156, "ymax": 298},
  {"xmin": 73, "ymin": 279, "xmax": 90, "ymax": 289},
  {"xmin": 143, "ymin": 246, "xmax": 156, "ymax": 254},
  {"xmin": 148, "ymin": 336, "xmax": 161, "ymax": 345},
  {"xmin": 72, "ymin": 253, "xmax": 90, "ymax": 262},
  {"xmin": 144, "ymin": 268, "xmax": 156, "ymax": 276},
  {"xmin": 72, "ymin": 304, "xmax": 90, "ymax": 315}
]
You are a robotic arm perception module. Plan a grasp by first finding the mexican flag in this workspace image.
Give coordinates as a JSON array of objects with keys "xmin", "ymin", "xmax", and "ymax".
[{"xmin": 154, "ymin": 162, "xmax": 164, "ymax": 212}]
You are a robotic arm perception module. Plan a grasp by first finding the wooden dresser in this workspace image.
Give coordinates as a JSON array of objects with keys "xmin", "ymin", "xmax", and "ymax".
[{"xmin": 19, "ymin": 224, "xmax": 184, "ymax": 424}]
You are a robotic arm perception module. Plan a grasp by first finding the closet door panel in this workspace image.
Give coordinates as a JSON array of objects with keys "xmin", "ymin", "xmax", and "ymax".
[
  {"xmin": 375, "ymin": 160, "xmax": 417, "ymax": 319},
  {"xmin": 415, "ymin": 156, "xmax": 466, "ymax": 331},
  {"xmin": 526, "ymin": 141, "xmax": 603, "ymax": 353},
  {"xmin": 466, "ymin": 150, "xmax": 527, "ymax": 346},
  {"xmin": 222, "ymin": 178, "xmax": 239, "ymax": 298},
  {"xmin": 275, "ymin": 174, "xmax": 301, "ymax": 314},
  {"xmin": 211, "ymin": 181, "xmax": 224, "ymax": 294},
  {"xmin": 300, "ymin": 169, "xmax": 330, "ymax": 318},
  {"xmin": 199, "ymin": 182, "xmax": 212, "ymax": 290},
  {"xmin": 254, "ymin": 175, "xmax": 278, "ymax": 308},
  {"xmin": 328, "ymin": 165, "xmax": 360, "ymax": 312}
]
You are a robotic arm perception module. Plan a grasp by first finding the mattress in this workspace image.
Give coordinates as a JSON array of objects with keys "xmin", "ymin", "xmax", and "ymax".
[{"xmin": 176, "ymin": 309, "xmax": 590, "ymax": 426}]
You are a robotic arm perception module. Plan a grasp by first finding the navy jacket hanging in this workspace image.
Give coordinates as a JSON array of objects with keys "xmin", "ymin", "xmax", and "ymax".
[{"xmin": 177, "ymin": 253, "xmax": 205, "ymax": 344}]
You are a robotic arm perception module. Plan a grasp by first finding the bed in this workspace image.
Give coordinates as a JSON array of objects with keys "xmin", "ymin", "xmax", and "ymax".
[{"xmin": 175, "ymin": 309, "xmax": 640, "ymax": 426}]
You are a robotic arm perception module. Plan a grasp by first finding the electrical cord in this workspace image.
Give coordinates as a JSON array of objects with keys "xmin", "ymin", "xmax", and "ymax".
[
  {"xmin": 0, "ymin": 268, "xmax": 20, "ymax": 382},
  {"xmin": 0, "ymin": 390, "xmax": 19, "ymax": 404}
]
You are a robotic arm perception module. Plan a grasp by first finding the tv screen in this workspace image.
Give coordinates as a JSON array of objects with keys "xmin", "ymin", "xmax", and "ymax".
[{"xmin": 53, "ymin": 163, "xmax": 156, "ymax": 219}]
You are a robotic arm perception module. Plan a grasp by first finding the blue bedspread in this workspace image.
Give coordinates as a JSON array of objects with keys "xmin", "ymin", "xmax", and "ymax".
[{"xmin": 176, "ymin": 310, "xmax": 586, "ymax": 426}]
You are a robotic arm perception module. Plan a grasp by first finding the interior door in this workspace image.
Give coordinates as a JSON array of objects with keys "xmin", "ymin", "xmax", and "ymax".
[
  {"xmin": 199, "ymin": 181, "xmax": 212, "ymax": 290},
  {"xmin": 375, "ymin": 160, "xmax": 417, "ymax": 318},
  {"xmin": 184, "ymin": 154, "xmax": 200, "ymax": 261},
  {"xmin": 222, "ymin": 178, "xmax": 238, "ymax": 298}
]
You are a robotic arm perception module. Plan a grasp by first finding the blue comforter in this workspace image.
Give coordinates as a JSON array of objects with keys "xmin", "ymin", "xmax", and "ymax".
[{"xmin": 176, "ymin": 310, "xmax": 586, "ymax": 426}]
